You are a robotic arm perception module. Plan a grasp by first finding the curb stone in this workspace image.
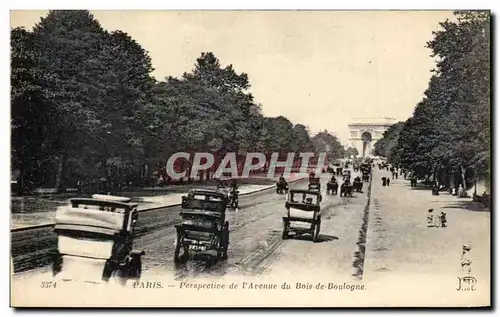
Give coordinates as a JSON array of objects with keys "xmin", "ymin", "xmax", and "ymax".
[{"xmin": 352, "ymin": 170, "xmax": 374, "ymax": 280}]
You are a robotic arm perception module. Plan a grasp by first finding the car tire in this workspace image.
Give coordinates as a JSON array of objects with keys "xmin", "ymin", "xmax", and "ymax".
[
  {"xmin": 313, "ymin": 218, "xmax": 321, "ymax": 243},
  {"xmin": 110, "ymin": 268, "xmax": 127, "ymax": 286},
  {"xmin": 222, "ymin": 232, "xmax": 229, "ymax": 260},
  {"xmin": 129, "ymin": 257, "xmax": 142, "ymax": 279},
  {"xmin": 173, "ymin": 234, "xmax": 182, "ymax": 263},
  {"xmin": 282, "ymin": 221, "xmax": 290, "ymax": 239},
  {"xmin": 221, "ymin": 222, "xmax": 229, "ymax": 260}
]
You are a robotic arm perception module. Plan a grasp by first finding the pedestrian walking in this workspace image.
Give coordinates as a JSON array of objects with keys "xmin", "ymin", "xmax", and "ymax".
[
  {"xmin": 382, "ymin": 177, "xmax": 387, "ymax": 186},
  {"xmin": 432, "ymin": 184, "xmax": 439, "ymax": 195},
  {"xmin": 387, "ymin": 178, "xmax": 390, "ymax": 186},
  {"xmin": 458, "ymin": 184, "xmax": 466, "ymax": 198}
]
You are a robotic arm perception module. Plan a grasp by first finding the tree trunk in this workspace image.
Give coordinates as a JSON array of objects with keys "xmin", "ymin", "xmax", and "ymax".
[
  {"xmin": 55, "ymin": 155, "xmax": 65, "ymax": 193},
  {"xmin": 460, "ymin": 165, "xmax": 467, "ymax": 189},
  {"xmin": 432, "ymin": 164, "xmax": 438, "ymax": 184}
]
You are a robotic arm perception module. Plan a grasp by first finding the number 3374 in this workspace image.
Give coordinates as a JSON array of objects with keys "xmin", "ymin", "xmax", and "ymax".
[{"xmin": 40, "ymin": 282, "xmax": 57, "ymax": 288}]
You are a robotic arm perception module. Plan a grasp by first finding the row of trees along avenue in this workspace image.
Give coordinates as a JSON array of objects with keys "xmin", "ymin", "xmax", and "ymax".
[
  {"xmin": 373, "ymin": 11, "xmax": 490, "ymax": 193},
  {"xmin": 11, "ymin": 10, "xmax": 346, "ymax": 194}
]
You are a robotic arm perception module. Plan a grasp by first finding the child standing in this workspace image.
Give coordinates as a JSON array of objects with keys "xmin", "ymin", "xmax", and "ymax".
[
  {"xmin": 433, "ymin": 209, "xmax": 441, "ymax": 227},
  {"xmin": 440, "ymin": 212, "xmax": 447, "ymax": 227},
  {"xmin": 427, "ymin": 209, "xmax": 434, "ymax": 227},
  {"xmin": 461, "ymin": 245, "xmax": 472, "ymax": 275}
]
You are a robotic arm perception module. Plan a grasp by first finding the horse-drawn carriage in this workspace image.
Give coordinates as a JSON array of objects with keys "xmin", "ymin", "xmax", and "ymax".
[
  {"xmin": 360, "ymin": 163, "xmax": 371, "ymax": 182},
  {"xmin": 353, "ymin": 177, "xmax": 363, "ymax": 192},
  {"xmin": 362, "ymin": 171, "xmax": 370, "ymax": 182},
  {"xmin": 340, "ymin": 180, "xmax": 353, "ymax": 197},
  {"xmin": 216, "ymin": 179, "xmax": 239, "ymax": 209},
  {"xmin": 282, "ymin": 190, "xmax": 322, "ymax": 242},
  {"xmin": 326, "ymin": 177, "xmax": 339, "ymax": 195},
  {"xmin": 174, "ymin": 189, "xmax": 229, "ymax": 264},
  {"xmin": 52, "ymin": 195, "xmax": 145, "ymax": 285},
  {"xmin": 276, "ymin": 178, "xmax": 289, "ymax": 194}
]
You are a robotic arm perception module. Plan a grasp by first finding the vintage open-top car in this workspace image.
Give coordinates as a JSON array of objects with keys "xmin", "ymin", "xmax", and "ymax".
[
  {"xmin": 282, "ymin": 190, "xmax": 322, "ymax": 242},
  {"xmin": 353, "ymin": 176, "xmax": 363, "ymax": 192},
  {"xmin": 174, "ymin": 189, "xmax": 229, "ymax": 264},
  {"xmin": 52, "ymin": 194, "xmax": 144, "ymax": 285}
]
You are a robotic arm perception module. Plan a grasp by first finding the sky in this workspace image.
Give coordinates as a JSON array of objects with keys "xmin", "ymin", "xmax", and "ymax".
[{"xmin": 10, "ymin": 10, "xmax": 455, "ymax": 145}]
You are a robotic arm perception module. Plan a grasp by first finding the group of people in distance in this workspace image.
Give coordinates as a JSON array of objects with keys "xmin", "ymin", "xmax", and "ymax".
[{"xmin": 381, "ymin": 176, "xmax": 391, "ymax": 187}]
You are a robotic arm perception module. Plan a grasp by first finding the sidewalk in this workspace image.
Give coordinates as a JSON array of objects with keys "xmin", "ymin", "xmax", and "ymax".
[
  {"xmin": 362, "ymin": 168, "xmax": 490, "ymax": 306},
  {"xmin": 11, "ymin": 174, "xmax": 303, "ymax": 230}
]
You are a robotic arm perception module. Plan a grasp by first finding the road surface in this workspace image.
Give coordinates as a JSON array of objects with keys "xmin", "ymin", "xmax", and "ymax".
[
  {"xmin": 11, "ymin": 166, "xmax": 489, "ymax": 307},
  {"xmin": 12, "ymin": 171, "xmax": 369, "ymax": 279}
]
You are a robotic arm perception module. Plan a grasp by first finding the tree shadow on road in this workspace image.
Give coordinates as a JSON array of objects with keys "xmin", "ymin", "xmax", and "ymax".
[
  {"xmin": 405, "ymin": 185, "xmax": 432, "ymax": 191},
  {"xmin": 441, "ymin": 201, "xmax": 490, "ymax": 212},
  {"xmin": 292, "ymin": 234, "xmax": 339, "ymax": 243}
]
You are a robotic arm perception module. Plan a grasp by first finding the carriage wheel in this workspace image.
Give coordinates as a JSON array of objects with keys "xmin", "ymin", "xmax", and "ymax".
[{"xmin": 282, "ymin": 220, "xmax": 290, "ymax": 239}]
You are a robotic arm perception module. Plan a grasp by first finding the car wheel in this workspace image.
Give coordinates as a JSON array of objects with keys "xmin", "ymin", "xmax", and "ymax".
[
  {"xmin": 110, "ymin": 268, "xmax": 127, "ymax": 286},
  {"xmin": 213, "ymin": 235, "xmax": 224, "ymax": 260},
  {"xmin": 282, "ymin": 221, "xmax": 290, "ymax": 239},
  {"xmin": 129, "ymin": 258, "xmax": 142, "ymax": 279},
  {"xmin": 222, "ymin": 233, "xmax": 229, "ymax": 260},
  {"xmin": 313, "ymin": 219, "xmax": 321, "ymax": 242},
  {"xmin": 173, "ymin": 234, "xmax": 182, "ymax": 263}
]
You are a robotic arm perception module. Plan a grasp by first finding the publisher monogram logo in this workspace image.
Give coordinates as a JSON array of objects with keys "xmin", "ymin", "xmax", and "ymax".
[{"xmin": 456, "ymin": 276, "xmax": 477, "ymax": 291}]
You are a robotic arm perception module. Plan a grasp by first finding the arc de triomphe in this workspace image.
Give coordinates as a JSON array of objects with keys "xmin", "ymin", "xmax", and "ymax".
[{"xmin": 348, "ymin": 117, "xmax": 397, "ymax": 157}]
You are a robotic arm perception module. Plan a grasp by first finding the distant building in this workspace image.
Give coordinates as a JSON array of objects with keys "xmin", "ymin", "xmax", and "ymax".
[{"xmin": 348, "ymin": 117, "xmax": 397, "ymax": 157}]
